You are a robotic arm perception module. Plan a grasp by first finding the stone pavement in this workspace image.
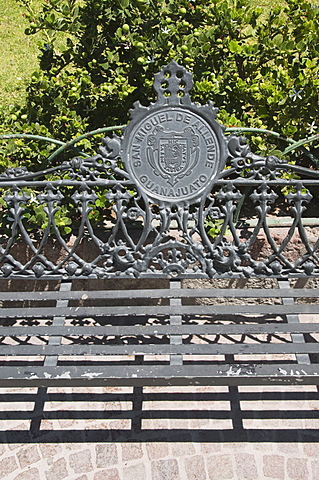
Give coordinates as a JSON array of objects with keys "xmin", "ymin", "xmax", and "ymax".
[{"xmin": 1, "ymin": 384, "xmax": 319, "ymax": 480}]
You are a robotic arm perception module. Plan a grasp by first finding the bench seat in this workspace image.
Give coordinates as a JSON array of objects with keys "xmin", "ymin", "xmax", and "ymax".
[{"xmin": 1, "ymin": 279, "xmax": 318, "ymax": 387}]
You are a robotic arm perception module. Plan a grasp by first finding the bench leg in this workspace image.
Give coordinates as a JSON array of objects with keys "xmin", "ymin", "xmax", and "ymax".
[
  {"xmin": 30, "ymin": 280, "xmax": 72, "ymax": 437},
  {"xmin": 278, "ymin": 279, "xmax": 310, "ymax": 365},
  {"xmin": 170, "ymin": 280, "xmax": 183, "ymax": 366}
]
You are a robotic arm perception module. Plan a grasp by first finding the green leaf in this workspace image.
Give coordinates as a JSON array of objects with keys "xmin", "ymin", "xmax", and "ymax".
[
  {"xmin": 272, "ymin": 34, "xmax": 283, "ymax": 46},
  {"xmin": 229, "ymin": 39, "xmax": 242, "ymax": 54},
  {"xmin": 99, "ymin": 62, "xmax": 109, "ymax": 70},
  {"xmin": 306, "ymin": 58, "xmax": 315, "ymax": 68},
  {"xmin": 297, "ymin": 40, "xmax": 306, "ymax": 51},
  {"xmin": 119, "ymin": 0, "xmax": 129, "ymax": 8}
]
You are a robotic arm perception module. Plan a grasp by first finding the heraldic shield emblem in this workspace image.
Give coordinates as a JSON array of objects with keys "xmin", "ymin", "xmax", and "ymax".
[
  {"xmin": 148, "ymin": 126, "xmax": 199, "ymax": 187},
  {"xmin": 121, "ymin": 61, "xmax": 228, "ymax": 205}
]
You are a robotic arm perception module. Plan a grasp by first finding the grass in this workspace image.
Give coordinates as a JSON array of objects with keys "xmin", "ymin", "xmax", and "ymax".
[
  {"xmin": 0, "ymin": 0, "xmax": 292, "ymax": 110},
  {"xmin": 0, "ymin": 0, "xmax": 41, "ymax": 107}
]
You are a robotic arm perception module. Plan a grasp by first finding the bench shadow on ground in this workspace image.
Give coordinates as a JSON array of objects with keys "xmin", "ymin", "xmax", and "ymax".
[
  {"xmin": 1, "ymin": 384, "xmax": 319, "ymax": 444},
  {"xmin": 2, "ymin": 309, "xmax": 319, "ymax": 444},
  {"xmin": 0, "ymin": 386, "xmax": 319, "ymax": 444}
]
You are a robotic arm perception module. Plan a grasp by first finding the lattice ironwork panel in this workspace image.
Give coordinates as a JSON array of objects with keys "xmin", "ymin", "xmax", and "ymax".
[{"xmin": 0, "ymin": 62, "xmax": 319, "ymax": 279}]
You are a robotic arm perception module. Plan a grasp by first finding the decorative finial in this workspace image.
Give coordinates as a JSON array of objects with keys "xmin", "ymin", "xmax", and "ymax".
[{"xmin": 153, "ymin": 60, "xmax": 193, "ymax": 106}]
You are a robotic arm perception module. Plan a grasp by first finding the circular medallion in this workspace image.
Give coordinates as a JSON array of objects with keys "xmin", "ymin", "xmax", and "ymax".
[{"xmin": 124, "ymin": 107, "xmax": 221, "ymax": 203}]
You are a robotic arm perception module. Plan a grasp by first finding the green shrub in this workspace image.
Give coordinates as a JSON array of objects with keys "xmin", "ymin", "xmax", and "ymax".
[{"xmin": 1, "ymin": 0, "xmax": 319, "ymax": 168}]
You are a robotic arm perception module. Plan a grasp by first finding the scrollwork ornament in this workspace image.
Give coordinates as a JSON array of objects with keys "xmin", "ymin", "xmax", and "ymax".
[
  {"xmin": 1, "ymin": 263, "xmax": 13, "ymax": 277},
  {"xmin": 32, "ymin": 262, "xmax": 45, "ymax": 278},
  {"xmin": 65, "ymin": 261, "xmax": 79, "ymax": 276},
  {"xmin": 99, "ymin": 135, "xmax": 121, "ymax": 159},
  {"xmin": 303, "ymin": 261, "xmax": 316, "ymax": 275},
  {"xmin": 125, "ymin": 207, "xmax": 142, "ymax": 222},
  {"xmin": 0, "ymin": 167, "xmax": 29, "ymax": 179}
]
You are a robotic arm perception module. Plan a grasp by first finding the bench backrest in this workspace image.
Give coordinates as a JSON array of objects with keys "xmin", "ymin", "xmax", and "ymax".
[{"xmin": 1, "ymin": 61, "xmax": 319, "ymax": 280}]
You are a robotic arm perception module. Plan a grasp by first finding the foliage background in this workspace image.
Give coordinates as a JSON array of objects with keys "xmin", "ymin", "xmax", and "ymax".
[{"xmin": 1, "ymin": 0, "xmax": 319, "ymax": 171}]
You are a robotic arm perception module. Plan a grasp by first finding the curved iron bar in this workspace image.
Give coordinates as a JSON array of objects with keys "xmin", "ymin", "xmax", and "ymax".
[
  {"xmin": 0, "ymin": 125, "xmax": 126, "ymax": 170},
  {"xmin": 0, "ymin": 133, "xmax": 88, "ymax": 170},
  {"xmin": 0, "ymin": 133, "xmax": 65, "ymax": 147},
  {"xmin": 283, "ymin": 133, "xmax": 319, "ymax": 155},
  {"xmin": 225, "ymin": 127, "xmax": 296, "ymax": 145},
  {"xmin": 46, "ymin": 125, "xmax": 126, "ymax": 164},
  {"xmin": 225, "ymin": 127, "xmax": 319, "ymax": 166},
  {"xmin": 1, "ymin": 127, "xmax": 319, "ymax": 167}
]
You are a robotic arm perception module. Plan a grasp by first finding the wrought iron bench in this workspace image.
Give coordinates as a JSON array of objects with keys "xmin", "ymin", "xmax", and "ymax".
[{"xmin": 1, "ymin": 61, "xmax": 319, "ymax": 388}]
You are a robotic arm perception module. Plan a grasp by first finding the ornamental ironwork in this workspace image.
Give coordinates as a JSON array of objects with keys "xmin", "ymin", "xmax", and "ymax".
[
  {"xmin": 122, "ymin": 62, "xmax": 226, "ymax": 204},
  {"xmin": 1, "ymin": 61, "xmax": 319, "ymax": 279}
]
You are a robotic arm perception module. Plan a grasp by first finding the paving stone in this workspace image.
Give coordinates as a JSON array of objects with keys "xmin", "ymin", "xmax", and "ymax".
[
  {"xmin": 207, "ymin": 454, "xmax": 234, "ymax": 480},
  {"xmin": 235, "ymin": 453, "xmax": 258, "ymax": 480},
  {"xmin": 45, "ymin": 457, "xmax": 69, "ymax": 480},
  {"xmin": 75, "ymin": 476, "xmax": 88, "ymax": 480},
  {"xmin": 287, "ymin": 458, "xmax": 309, "ymax": 480},
  {"xmin": 311, "ymin": 460, "xmax": 319, "ymax": 479},
  {"xmin": 0, "ymin": 456, "xmax": 19, "ymax": 479},
  {"xmin": 17, "ymin": 445, "xmax": 41, "ymax": 469},
  {"xmin": 253, "ymin": 443, "xmax": 273, "ymax": 451},
  {"xmin": 39, "ymin": 444, "xmax": 62, "ymax": 459},
  {"xmin": 94, "ymin": 469, "xmax": 120, "ymax": 480},
  {"xmin": 277, "ymin": 443, "xmax": 301, "ymax": 454},
  {"xmin": 123, "ymin": 463, "xmax": 146, "ymax": 480},
  {"xmin": 109, "ymin": 419, "xmax": 131, "ymax": 430},
  {"xmin": 200, "ymin": 444, "xmax": 221, "ymax": 454},
  {"xmin": 152, "ymin": 458, "xmax": 179, "ymax": 480},
  {"xmin": 122, "ymin": 443, "xmax": 143, "ymax": 462},
  {"xmin": 171, "ymin": 419, "xmax": 190, "ymax": 429},
  {"xmin": 263, "ymin": 455, "xmax": 284, "ymax": 479},
  {"xmin": 143, "ymin": 418, "xmax": 170, "ymax": 429},
  {"xmin": 222, "ymin": 443, "xmax": 248, "ymax": 452},
  {"xmin": 40, "ymin": 420, "xmax": 55, "ymax": 431},
  {"xmin": 69, "ymin": 449, "xmax": 93, "ymax": 474},
  {"xmin": 58, "ymin": 418, "xmax": 79, "ymax": 429},
  {"xmin": 13, "ymin": 468, "xmax": 41, "ymax": 480},
  {"xmin": 304, "ymin": 417, "xmax": 319, "ymax": 429},
  {"xmin": 303, "ymin": 443, "xmax": 319, "ymax": 457},
  {"xmin": 146, "ymin": 443, "xmax": 169, "ymax": 460},
  {"xmin": 96, "ymin": 444, "xmax": 118, "ymax": 468},
  {"xmin": 9, "ymin": 443, "xmax": 27, "ymax": 455},
  {"xmin": 189, "ymin": 419, "xmax": 211, "ymax": 429},
  {"xmin": 66, "ymin": 444, "xmax": 85, "ymax": 451},
  {"xmin": 184, "ymin": 455, "xmax": 207, "ymax": 480},
  {"xmin": 171, "ymin": 443, "xmax": 196, "ymax": 457},
  {"xmin": 7, "ymin": 444, "xmax": 23, "ymax": 452}
]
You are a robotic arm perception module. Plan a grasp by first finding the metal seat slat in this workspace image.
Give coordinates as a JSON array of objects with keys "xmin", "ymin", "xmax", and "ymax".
[
  {"xmin": 1, "ymin": 364, "xmax": 319, "ymax": 387},
  {"xmin": 1, "ymin": 303, "xmax": 319, "ymax": 318},
  {"xmin": 1, "ymin": 343, "xmax": 319, "ymax": 356},
  {"xmin": 0, "ymin": 323, "xmax": 319, "ymax": 336},
  {"xmin": 0, "ymin": 288, "xmax": 318, "ymax": 301}
]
